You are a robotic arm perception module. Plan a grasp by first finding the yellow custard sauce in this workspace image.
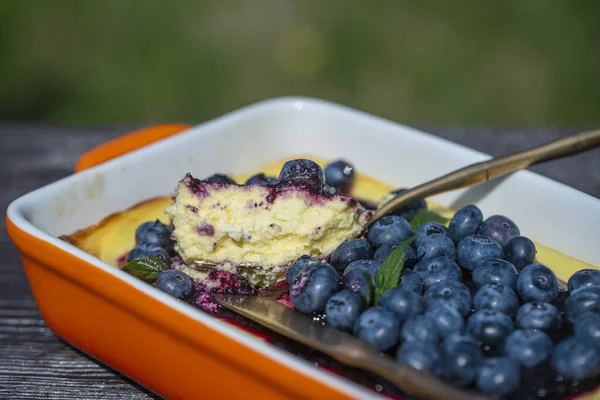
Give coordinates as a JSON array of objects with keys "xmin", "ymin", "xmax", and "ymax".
[{"xmin": 66, "ymin": 156, "xmax": 598, "ymax": 285}]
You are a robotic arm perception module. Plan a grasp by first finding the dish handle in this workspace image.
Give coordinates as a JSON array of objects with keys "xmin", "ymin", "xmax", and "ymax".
[{"xmin": 75, "ymin": 124, "xmax": 192, "ymax": 172}]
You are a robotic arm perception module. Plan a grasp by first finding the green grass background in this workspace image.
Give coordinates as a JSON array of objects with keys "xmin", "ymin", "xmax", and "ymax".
[{"xmin": 1, "ymin": 1, "xmax": 599, "ymax": 124}]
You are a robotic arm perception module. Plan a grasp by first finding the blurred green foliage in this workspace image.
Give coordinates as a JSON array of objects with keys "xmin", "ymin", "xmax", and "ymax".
[{"xmin": 1, "ymin": 0, "xmax": 599, "ymax": 124}]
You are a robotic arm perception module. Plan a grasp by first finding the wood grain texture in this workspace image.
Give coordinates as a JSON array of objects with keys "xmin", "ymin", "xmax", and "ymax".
[{"xmin": 1, "ymin": 124, "xmax": 598, "ymax": 400}]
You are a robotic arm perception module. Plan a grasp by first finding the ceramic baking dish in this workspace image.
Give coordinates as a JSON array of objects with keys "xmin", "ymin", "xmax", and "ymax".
[{"xmin": 6, "ymin": 97, "xmax": 600, "ymax": 400}]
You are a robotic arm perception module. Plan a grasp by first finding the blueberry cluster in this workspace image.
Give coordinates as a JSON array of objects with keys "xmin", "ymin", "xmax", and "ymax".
[{"xmin": 287, "ymin": 200, "xmax": 600, "ymax": 398}]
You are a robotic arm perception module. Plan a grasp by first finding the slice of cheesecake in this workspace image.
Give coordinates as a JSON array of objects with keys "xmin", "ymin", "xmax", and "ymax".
[{"xmin": 165, "ymin": 173, "xmax": 372, "ymax": 271}]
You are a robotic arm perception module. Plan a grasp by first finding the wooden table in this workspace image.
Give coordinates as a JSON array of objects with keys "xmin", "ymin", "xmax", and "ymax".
[{"xmin": 1, "ymin": 124, "xmax": 599, "ymax": 399}]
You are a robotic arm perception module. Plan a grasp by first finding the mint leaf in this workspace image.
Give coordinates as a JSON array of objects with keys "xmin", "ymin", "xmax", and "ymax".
[
  {"xmin": 374, "ymin": 236, "xmax": 416, "ymax": 303},
  {"xmin": 410, "ymin": 210, "xmax": 449, "ymax": 231},
  {"xmin": 123, "ymin": 256, "xmax": 168, "ymax": 282}
]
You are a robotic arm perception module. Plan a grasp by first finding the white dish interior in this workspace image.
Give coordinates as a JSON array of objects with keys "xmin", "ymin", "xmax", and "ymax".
[{"xmin": 8, "ymin": 97, "xmax": 600, "ymax": 399}]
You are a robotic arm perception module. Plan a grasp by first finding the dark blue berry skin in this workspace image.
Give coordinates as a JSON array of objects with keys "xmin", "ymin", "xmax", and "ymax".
[
  {"xmin": 245, "ymin": 173, "xmax": 278, "ymax": 186},
  {"xmin": 367, "ymin": 215, "xmax": 413, "ymax": 249},
  {"xmin": 504, "ymin": 236, "xmax": 536, "ymax": 271},
  {"xmin": 286, "ymin": 255, "xmax": 319, "ymax": 284},
  {"xmin": 290, "ymin": 264, "xmax": 340, "ymax": 314},
  {"xmin": 413, "ymin": 256, "xmax": 462, "ymax": 288},
  {"xmin": 472, "ymin": 258, "xmax": 518, "ymax": 289},
  {"xmin": 342, "ymin": 268, "xmax": 374, "ymax": 300},
  {"xmin": 353, "ymin": 306, "xmax": 401, "ymax": 352},
  {"xmin": 325, "ymin": 290, "xmax": 366, "ymax": 332},
  {"xmin": 424, "ymin": 279, "xmax": 472, "ymax": 316},
  {"xmin": 442, "ymin": 337, "xmax": 483, "ymax": 386},
  {"xmin": 343, "ymin": 259, "xmax": 382, "ymax": 279},
  {"xmin": 400, "ymin": 314, "xmax": 441, "ymax": 344},
  {"xmin": 479, "ymin": 215, "xmax": 521, "ymax": 247},
  {"xmin": 126, "ymin": 243, "xmax": 170, "ymax": 265},
  {"xmin": 324, "ymin": 159, "xmax": 355, "ymax": 194},
  {"xmin": 456, "ymin": 235, "xmax": 504, "ymax": 272},
  {"xmin": 424, "ymin": 304, "xmax": 464, "ymax": 336},
  {"xmin": 205, "ymin": 174, "xmax": 236, "ymax": 184},
  {"xmin": 278, "ymin": 159, "xmax": 325, "ymax": 194},
  {"xmin": 476, "ymin": 357, "xmax": 520, "ymax": 397},
  {"xmin": 564, "ymin": 286, "xmax": 600, "ymax": 322},
  {"xmin": 473, "ymin": 282, "xmax": 519, "ymax": 316},
  {"xmin": 398, "ymin": 269, "xmax": 424, "ymax": 295},
  {"xmin": 378, "ymin": 288, "xmax": 425, "ymax": 320},
  {"xmin": 515, "ymin": 301, "xmax": 562, "ymax": 330},
  {"xmin": 448, "ymin": 205, "xmax": 483, "ymax": 244},
  {"xmin": 516, "ymin": 264, "xmax": 559, "ymax": 302},
  {"xmin": 505, "ymin": 329, "xmax": 553, "ymax": 367},
  {"xmin": 156, "ymin": 269, "xmax": 193, "ymax": 299},
  {"xmin": 374, "ymin": 244, "xmax": 417, "ymax": 269},
  {"xmin": 383, "ymin": 188, "xmax": 427, "ymax": 221},
  {"xmin": 443, "ymin": 331, "xmax": 479, "ymax": 353},
  {"xmin": 396, "ymin": 340, "xmax": 443, "ymax": 377},
  {"xmin": 568, "ymin": 268, "xmax": 600, "ymax": 294},
  {"xmin": 467, "ymin": 310, "xmax": 515, "ymax": 347},
  {"xmin": 135, "ymin": 220, "xmax": 173, "ymax": 252},
  {"xmin": 416, "ymin": 234, "xmax": 456, "ymax": 261},
  {"xmin": 551, "ymin": 336, "xmax": 600, "ymax": 380},
  {"xmin": 330, "ymin": 239, "xmax": 374, "ymax": 273},
  {"xmin": 414, "ymin": 222, "xmax": 450, "ymax": 249},
  {"xmin": 574, "ymin": 312, "xmax": 600, "ymax": 344}
]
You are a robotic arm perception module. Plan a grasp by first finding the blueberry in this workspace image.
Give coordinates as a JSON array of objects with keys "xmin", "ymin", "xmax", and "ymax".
[
  {"xmin": 366, "ymin": 215, "xmax": 413, "ymax": 249},
  {"xmin": 342, "ymin": 268, "xmax": 374, "ymax": 300},
  {"xmin": 286, "ymin": 255, "xmax": 319, "ymax": 284},
  {"xmin": 135, "ymin": 220, "xmax": 173, "ymax": 252},
  {"xmin": 505, "ymin": 329, "xmax": 553, "ymax": 367},
  {"xmin": 504, "ymin": 236, "xmax": 537, "ymax": 271},
  {"xmin": 443, "ymin": 331, "xmax": 479, "ymax": 353},
  {"xmin": 416, "ymin": 234, "xmax": 456, "ymax": 261},
  {"xmin": 126, "ymin": 243, "xmax": 170, "ymax": 265},
  {"xmin": 374, "ymin": 244, "xmax": 417, "ymax": 268},
  {"xmin": 476, "ymin": 357, "xmax": 520, "ymax": 397},
  {"xmin": 564, "ymin": 286, "xmax": 600, "ymax": 322},
  {"xmin": 424, "ymin": 304, "xmax": 464, "ymax": 336},
  {"xmin": 400, "ymin": 314, "xmax": 440, "ymax": 344},
  {"xmin": 467, "ymin": 310, "xmax": 515, "ymax": 347},
  {"xmin": 325, "ymin": 290, "xmax": 365, "ymax": 332},
  {"xmin": 278, "ymin": 159, "xmax": 325, "ymax": 194},
  {"xmin": 573, "ymin": 312, "xmax": 600, "ymax": 344},
  {"xmin": 448, "ymin": 205, "xmax": 483, "ymax": 244},
  {"xmin": 516, "ymin": 264, "xmax": 558, "ymax": 302},
  {"xmin": 515, "ymin": 301, "xmax": 562, "ymax": 330},
  {"xmin": 324, "ymin": 159, "xmax": 355, "ymax": 194},
  {"xmin": 398, "ymin": 269, "xmax": 424, "ymax": 295},
  {"xmin": 456, "ymin": 235, "xmax": 504, "ymax": 272},
  {"xmin": 343, "ymin": 259, "xmax": 382, "ymax": 278},
  {"xmin": 245, "ymin": 173, "xmax": 279, "ymax": 186},
  {"xmin": 413, "ymin": 256, "xmax": 462, "ymax": 288},
  {"xmin": 290, "ymin": 263, "xmax": 340, "ymax": 314},
  {"xmin": 156, "ymin": 269, "xmax": 193, "ymax": 299},
  {"xmin": 396, "ymin": 340, "xmax": 442, "ymax": 376},
  {"xmin": 380, "ymin": 188, "xmax": 427, "ymax": 221},
  {"xmin": 353, "ymin": 306, "xmax": 401, "ymax": 352},
  {"xmin": 424, "ymin": 279, "xmax": 472, "ymax": 316},
  {"xmin": 330, "ymin": 239, "xmax": 374, "ymax": 272},
  {"xmin": 442, "ymin": 337, "xmax": 483, "ymax": 386},
  {"xmin": 551, "ymin": 336, "xmax": 600, "ymax": 380},
  {"xmin": 568, "ymin": 268, "xmax": 600, "ymax": 294},
  {"xmin": 378, "ymin": 288, "xmax": 425, "ymax": 320},
  {"xmin": 205, "ymin": 173, "xmax": 236, "ymax": 184},
  {"xmin": 414, "ymin": 222, "xmax": 450, "ymax": 249},
  {"xmin": 473, "ymin": 282, "xmax": 519, "ymax": 316},
  {"xmin": 479, "ymin": 215, "xmax": 521, "ymax": 247},
  {"xmin": 472, "ymin": 258, "xmax": 518, "ymax": 289}
]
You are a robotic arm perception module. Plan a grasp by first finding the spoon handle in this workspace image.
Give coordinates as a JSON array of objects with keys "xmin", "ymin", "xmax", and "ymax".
[{"xmin": 371, "ymin": 129, "xmax": 600, "ymax": 224}]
